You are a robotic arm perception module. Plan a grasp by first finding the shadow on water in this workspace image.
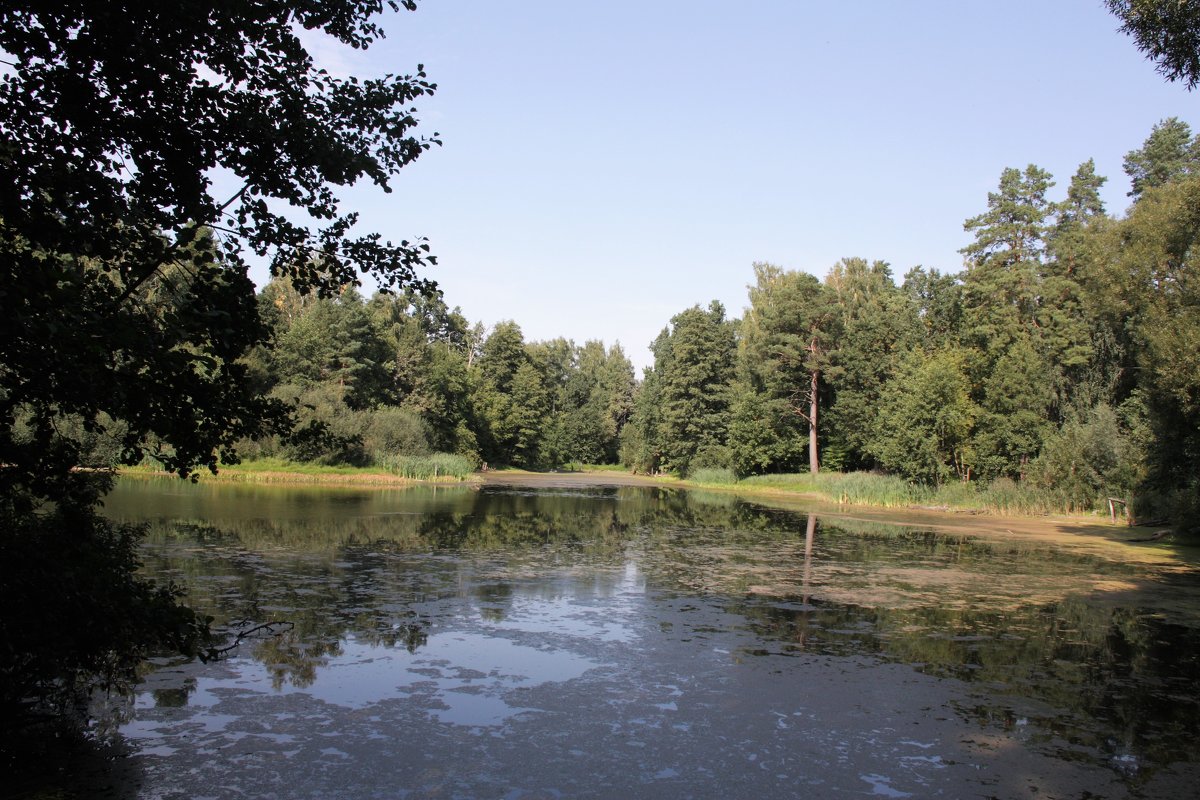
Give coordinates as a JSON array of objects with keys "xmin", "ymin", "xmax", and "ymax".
[{"xmin": 36, "ymin": 476, "xmax": 1200, "ymax": 798}]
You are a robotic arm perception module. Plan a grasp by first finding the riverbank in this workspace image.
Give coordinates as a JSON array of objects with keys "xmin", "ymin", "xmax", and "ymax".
[
  {"xmin": 120, "ymin": 460, "xmax": 472, "ymax": 487},
  {"xmin": 696, "ymin": 477, "xmax": 1190, "ymax": 557},
  {"xmin": 120, "ymin": 463, "xmax": 1184, "ymax": 556},
  {"xmin": 478, "ymin": 470, "xmax": 1188, "ymax": 561}
]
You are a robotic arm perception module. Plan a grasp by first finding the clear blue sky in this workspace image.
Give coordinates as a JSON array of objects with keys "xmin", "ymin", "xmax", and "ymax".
[{"xmin": 289, "ymin": 0, "xmax": 1199, "ymax": 373}]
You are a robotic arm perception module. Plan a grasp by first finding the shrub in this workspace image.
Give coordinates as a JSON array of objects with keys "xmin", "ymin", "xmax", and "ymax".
[
  {"xmin": 273, "ymin": 384, "xmax": 369, "ymax": 466},
  {"xmin": 364, "ymin": 406, "xmax": 431, "ymax": 460},
  {"xmin": 690, "ymin": 443, "xmax": 733, "ymax": 472},
  {"xmin": 1030, "ymin": 403, "xmax": 1139, "ymax": 512}
]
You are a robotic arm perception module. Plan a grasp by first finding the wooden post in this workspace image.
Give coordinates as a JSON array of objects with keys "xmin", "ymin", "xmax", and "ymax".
[{"xmin": 1107, "ymin": 497, "xmax": 1129, "ymax": 526}]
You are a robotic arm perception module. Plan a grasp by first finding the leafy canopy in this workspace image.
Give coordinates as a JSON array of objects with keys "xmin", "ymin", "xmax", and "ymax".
[
  {"xmin": 0, "ymin": 0, "xmax": 440, "ymax": 493},
  {"xmin": 1109, "ymin": 0, "xmax": 1200, "ymax": 89}
]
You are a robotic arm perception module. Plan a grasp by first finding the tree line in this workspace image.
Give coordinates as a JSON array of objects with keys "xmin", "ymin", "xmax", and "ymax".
[
  {"xmin": 625, "ymin": 119, "xmax": 1200, "ymax": 527},
  {"xmin": 237, "ymin": 281, "xmax": 637, "ymax": 471},
  {"xmin": 229, "ymin": 118, "xmax": 1197, "ymax": 528}
]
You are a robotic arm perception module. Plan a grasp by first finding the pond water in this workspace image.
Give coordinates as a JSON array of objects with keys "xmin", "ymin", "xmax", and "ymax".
[{"xmin": 83, "ymin": 476, "xmax": 1200, "ymax": 798}]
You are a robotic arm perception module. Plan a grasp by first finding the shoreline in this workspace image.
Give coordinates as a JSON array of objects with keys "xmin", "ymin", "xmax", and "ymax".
[
  {"xmin": 116, "ymin": 465, "xmax": 1186, "ymax": 556},
  {"xmin": 479, "ymin": 470, "xmax": 1184, "ymax": 558},
  {"xmin": 118, "ymin": 465, "xmax": 472, "ymax": 487}
]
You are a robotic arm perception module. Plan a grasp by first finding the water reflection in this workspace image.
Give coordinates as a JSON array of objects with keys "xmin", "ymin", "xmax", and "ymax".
[{"xmin": 97, "ymin": 477, "xmax": 1200, "ymax": 797}]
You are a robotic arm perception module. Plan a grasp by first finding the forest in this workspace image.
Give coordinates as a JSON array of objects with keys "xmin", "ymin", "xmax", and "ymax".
[{"xmin": 204, "ymin": 118, "xmax": 1199, "ymax": 529}]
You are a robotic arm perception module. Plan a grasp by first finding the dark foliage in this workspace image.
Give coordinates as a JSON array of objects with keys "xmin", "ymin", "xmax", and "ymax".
[
  {"xmin": 1109, "ymin": 0, "xmax": 1200, "ymax": 89},
  {"xmin": 0, "ymin": 481, "xmax": 212, "ymax": 733},
  {"xmin": 0, "ymin": 0, "xmax": 437, "ymax": 726}
]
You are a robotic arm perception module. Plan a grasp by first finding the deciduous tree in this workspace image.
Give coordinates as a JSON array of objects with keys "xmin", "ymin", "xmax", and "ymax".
[
  {"xmin": 0, "ymin": 0, "xmax": 439, "ymax": 726},
  {"xmin": 824, "ymin": 258, "xmax": 919, "ymax": 470},
  {"xmin": 869, "ymin": 348, "xmax": 978, "ymax": 485},
  {"xmin": 1109, "ymin": 0, "xmax": 1200, "ymax": 89}
]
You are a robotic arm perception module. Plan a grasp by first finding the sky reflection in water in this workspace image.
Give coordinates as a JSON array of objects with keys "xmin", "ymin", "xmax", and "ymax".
[{"xmin": 100, "ymin": 478, "xmax": 1200, "ymax": 799}]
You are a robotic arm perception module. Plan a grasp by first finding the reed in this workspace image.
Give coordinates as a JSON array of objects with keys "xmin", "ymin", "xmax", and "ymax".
[
  {"xmin": 737, "ymin": 471, "xmax": 929, "ymax": 507},
  {"xmin": 688, "ymin": 467, "xmax": 739, "ymax": 485},
  {"xmin": 697, "ymin": 470, "xmax": 1112, "ymax": 518},
  {"xmin": 375, "ymin": 452, "xmax": 475, "ymax": 480}
]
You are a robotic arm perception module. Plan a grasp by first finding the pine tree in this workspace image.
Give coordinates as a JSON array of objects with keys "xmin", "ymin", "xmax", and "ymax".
[
  {"xmin": 960, "ymin": 165, "xmax": 1091, "ymax": 476},
  {"xmin": 1123, "ymin": 117, "xmax": 1200, "ymax": 198},
  {"xmin": 824, "ymin": 258, "xmax": 920, "ymax": 469},
  {"xmin": 740, "ymin": 264, "xmax": 840, "ymax": 473},
  {"xmin": 641, "ymin": 302, "xmax": 737, "ymax": 476}
]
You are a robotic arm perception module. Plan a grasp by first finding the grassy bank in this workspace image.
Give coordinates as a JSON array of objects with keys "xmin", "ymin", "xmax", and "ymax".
[
  {"xmin": 123, "ymin": 454, "xmax": 476, "ymax": 485},
  {"xmin": 121, "ymin": 458, "xmax": 1126, "ymax": 523},
  {"xmin": 680, "ymin": 468, "xmax": 1124, "ymax": 521}
]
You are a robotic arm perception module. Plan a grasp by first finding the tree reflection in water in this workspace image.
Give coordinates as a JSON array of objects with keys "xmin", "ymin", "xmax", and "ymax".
[{"xmin": 104, "ymin": 477, "xmax": 1200, "ymax": 789}]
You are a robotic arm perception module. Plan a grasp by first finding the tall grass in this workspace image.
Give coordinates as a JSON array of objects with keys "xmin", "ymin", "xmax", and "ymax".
[
  {"xmin": 690, "ymin": 470, "xmax": 1114, "ymax": 517},
  {"xmin": 688, "ymin": 467, "xmax": 738, "ymax": 485},
  {"xmin": 124, "ymin": 453, "xmax": 477, "ymax": 483},
  {"xmin": 375, "ymin": 452, "xmax": 475, "ymax": 480},
  {"xmin": 737, "ymin": 471, "xmax": 930, "ymax": 507}
]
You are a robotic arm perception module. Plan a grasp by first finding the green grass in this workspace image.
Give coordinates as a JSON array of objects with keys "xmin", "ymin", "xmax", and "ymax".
[
  {"xmin": 123, "ymin": 454, "xmax": 475, "ymax": 483},
  {"xmin": 735, "ymin": 471, "xmax": 929, "ymax": 507},
  {"xmin": 122, "ymin": 457, "xmax": 369, "ymax": 478},
  {"xmin": 688, "ymin": 467, "xmax": 739, "ymax": 485}
]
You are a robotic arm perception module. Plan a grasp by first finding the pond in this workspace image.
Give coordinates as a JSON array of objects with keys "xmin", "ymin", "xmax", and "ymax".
[{"xmin": 80, "ymin": 476, "xmax": 1200, "ymax": 798}]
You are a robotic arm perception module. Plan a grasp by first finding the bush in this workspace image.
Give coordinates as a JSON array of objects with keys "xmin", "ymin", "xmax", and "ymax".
[
  {"xmin": 12, "ymin": 409, "xmax": 129, "ymax": 469},
  {"xmin": 1030, "ymin": 404, "xmax": 1139, "ymax": 512},
  {"xmin": 363, "ymin": 406, "xmax": 431, "ymax": 459},
  {"xmin": 273, "ymin": 384, "xmax": 369, "ymax": 466},
  {"xmin": 1148, "ymin": 478, "xmax": 1200, "ymax": 535},
  {"xmin": 690, "ymin": 443, "xmax": 733, "ymax": 473},
  {"xmin": 1169, "ymin": 483, "xmax": 1200, "ymax": 535},
  {"xmin": 232, "ymin": 433, "xmax": 281, "ymax": 461}
]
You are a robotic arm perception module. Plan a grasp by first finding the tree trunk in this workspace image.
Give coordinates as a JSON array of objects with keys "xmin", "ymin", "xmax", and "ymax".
[{"xmin": 809, "ymin": 366, "xmax": 819, "ymax": 474}]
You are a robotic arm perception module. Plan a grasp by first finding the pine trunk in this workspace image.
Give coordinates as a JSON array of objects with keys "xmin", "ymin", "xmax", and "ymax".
[{"xmin": 809, "ymin": 366, "xmax": 819, "ymax": 474}]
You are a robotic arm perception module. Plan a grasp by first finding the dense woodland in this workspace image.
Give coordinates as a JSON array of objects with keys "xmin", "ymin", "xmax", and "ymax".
[
  {"xmin": 233, "ymin": 119, "xmax": 1200, "ymax": 526},
  {"xmin": 237, "ymin": 282, "xmax": 638, "ymax": 471}
]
